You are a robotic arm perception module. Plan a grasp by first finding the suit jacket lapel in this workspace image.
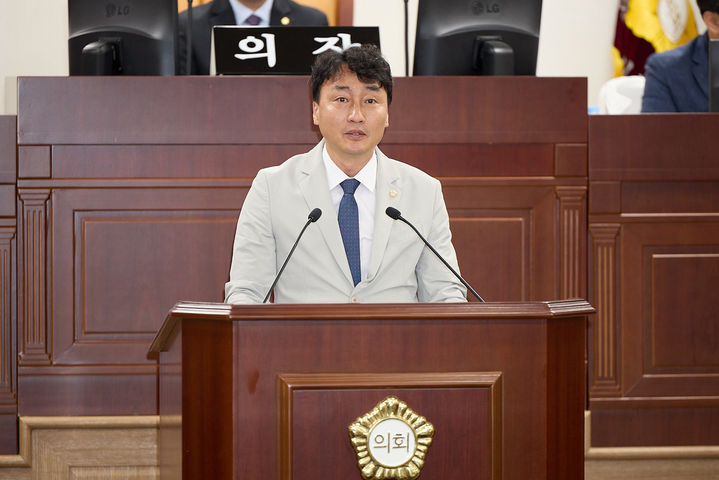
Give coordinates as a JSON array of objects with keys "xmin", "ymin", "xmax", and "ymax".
[
  {"xmin": 298, "ymin": 141, "xmax": 355, "ymax": 285},
  {"xmin": 691, "ymin": 32, "xmax": 709, "ymax": 100},
  {"xmin": 209, "ymin": 0, "xmax": 236, "ymax": 25},
  {"xmin": 367, "ymin": 149, "xmax": 402, "ymax": 280},
  {"xmin": 270, "ymin": 0, "xmax": 291, "ymax": 24}
]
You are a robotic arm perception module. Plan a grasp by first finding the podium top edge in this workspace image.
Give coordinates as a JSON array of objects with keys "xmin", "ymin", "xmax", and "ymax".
[
  {"xmin": 174, "ymin": 298, "xmax": 594, "ymax": 319},
  {"xmin": 148, "ymin": 299, "xmax": 594, "ymax": 353}
]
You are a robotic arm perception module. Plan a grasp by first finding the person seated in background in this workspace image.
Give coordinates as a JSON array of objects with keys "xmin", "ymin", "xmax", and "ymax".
[
  {"xmin": 642, "ymin": 0, "xmax": 719, "ymax": 112},
  {"xmin": 178, "ymin": 0, "xmax": 328, "ymax": 74},
  {"xmin": 224, "ymin": 45, "xmax": 467, "ymax": 304}
]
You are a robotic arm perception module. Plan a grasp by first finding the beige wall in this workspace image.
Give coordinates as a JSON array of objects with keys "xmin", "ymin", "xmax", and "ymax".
[
  {"xmin": 0, "ymin": 0, "xmax": 69, "ymax": 115},
  {"xmin": 0, "ymin": 0, "xmax": 642, "ymax": 115}
]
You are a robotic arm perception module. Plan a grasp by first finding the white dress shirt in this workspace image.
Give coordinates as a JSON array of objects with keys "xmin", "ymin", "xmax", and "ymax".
[
  {"xmin": 322, "ymin": 146, "xmax": 376, "ymax": 282},
  {"xmin": 229, "ymin": 0, "xmax": 274, "ymax": 25}
]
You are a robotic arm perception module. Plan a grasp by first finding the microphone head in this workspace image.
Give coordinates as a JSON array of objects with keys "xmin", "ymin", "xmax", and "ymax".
[
  {"xmin": 385, "ymin": 207, "xmax": 402, "ymax": 220},
  {"xmin": 308, "ymin": 208, "xmax": 322, "ymax": 222}
]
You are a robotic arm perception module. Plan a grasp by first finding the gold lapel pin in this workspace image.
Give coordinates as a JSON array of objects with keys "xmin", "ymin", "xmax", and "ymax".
[
  {"xmin": 389, "ymin": 189, "xmax": 398, "ymax": 198},
  {"xmin": 281, "ymin": 16, "xmax": 290, "ymax": 25}
]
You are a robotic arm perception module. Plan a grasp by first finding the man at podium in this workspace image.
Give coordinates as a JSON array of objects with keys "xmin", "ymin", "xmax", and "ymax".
[{"xmin": 224, "ymin": 45, "xmax": 467, "ymax": 304}]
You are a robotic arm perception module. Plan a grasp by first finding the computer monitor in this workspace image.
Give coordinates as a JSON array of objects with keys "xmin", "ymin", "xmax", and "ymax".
[
  {"xmin": 68, "ymin": 0, "xmax": 178, "ymax": 75},
  {"xmin": 710, "ymin": 39, "xmax": 719, "ymax": 112},
  {"xmin": 413, "ymin": 0, "xmax": 542, "ymax": 76}
]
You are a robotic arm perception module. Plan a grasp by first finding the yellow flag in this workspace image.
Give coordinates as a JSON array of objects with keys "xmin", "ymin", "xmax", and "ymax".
[{"xmin": 625, "ymin": 0, "xmax": 698, "ymax": 53}]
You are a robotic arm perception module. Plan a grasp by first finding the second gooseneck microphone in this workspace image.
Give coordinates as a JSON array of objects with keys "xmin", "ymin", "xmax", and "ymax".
[
  {"xmin": 263, "ymin": 208, "xmax": 322, "ymax": 303},
  {"xmin": 385, "ymin": 207, "xmax": 485, "ymax": 302}
]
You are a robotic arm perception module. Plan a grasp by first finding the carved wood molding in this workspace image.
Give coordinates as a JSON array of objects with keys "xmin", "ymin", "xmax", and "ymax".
[
  {"xmin": 18, "ymin": 190, "xmax": 51, "ymax": 366},
  {"xmin": 0, "ymin": 415, "xmax": 159, "ymax": 479},
  {"xmin": 277, "ymin": 372, "xmax": 503, "ymax": 480},
  {"xmin": 0, "ymin": 227, "xmax": 16, "ymax": 403},
  {"xmin": 557, "ymin": 186, "xmax": 587, "ymax": 299},
  {"xmin": 589, "ymin": 224, "xmax": 621, "ymax": 395}
]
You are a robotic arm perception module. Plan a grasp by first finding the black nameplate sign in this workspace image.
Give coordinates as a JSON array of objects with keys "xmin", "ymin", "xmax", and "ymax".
[{"xmin": 211, "ymin": 26, "xmax": 381, "ymax": 75}]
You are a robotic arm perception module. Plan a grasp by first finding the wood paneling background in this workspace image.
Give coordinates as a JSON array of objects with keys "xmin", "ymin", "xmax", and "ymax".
[
  {"xmin": 0, "ymin": 116, "xmax": 17, "ymax": 453},
  {"xmin": 588, "ymin": 114, "xmax": 719, "ymax": 446},
  {"xmin": 3, "ymin": 75, "xmax": 718, "ymax": 457},
  {"xmin": 6, "ymin": 75, "xmax": 589, "ymax": 453}
]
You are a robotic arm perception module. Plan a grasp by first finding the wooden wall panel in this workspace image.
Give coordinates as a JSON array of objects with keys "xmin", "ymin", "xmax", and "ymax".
[
  {"xmin": 12, "ymin": 77, "xmax": 587, "ymax": 426},
  {"xmin": 284, "ymin": 382, "xmax": 500, "ymax": 479},
  {"xmin": 0, "ymin": 116, "xmax": 17, "ymax": 454},
  {"xmin": 588, "ymin": 114, "xmax": 719, "ymax": 447},
  {"xmin": 621, "ymin": 222, "xmax": 719, "ymax": 394},
  {"xmin": 51, "ymin": 144, "xmax": 317, "ymax": 179},
  {"xmin": 446, "ymin": 184, "xmax": 557, "ymax": 302},
  {"xmin": 0, "ymin": 116, "xmax": 15, "ymax": 184},
  {"xmin": 589, "ymin": 115, "xmax": 719, "ymax": 181},
  {"xmin": 16, "ymin": 77, "xmax": 586, "ymax": 146},
  {"xmin": 649, "ymin": 253, "xmax": 719, "ymax": 370},
  {"xmin": 379, "ymin": 143, "xmax": 555, "ymax": 178},
  {"xmin": 590, "ymin": 406, "xmax": 719, "ymax": 447},
  {"xmin": 54, "ymin": 202, "xmax": 239, "ymax": 362}
]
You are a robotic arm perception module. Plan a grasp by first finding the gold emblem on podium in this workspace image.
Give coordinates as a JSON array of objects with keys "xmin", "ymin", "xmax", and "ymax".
[{"xmin": 348, "ymin": 396, "xmax": 434, "ymax": 480}]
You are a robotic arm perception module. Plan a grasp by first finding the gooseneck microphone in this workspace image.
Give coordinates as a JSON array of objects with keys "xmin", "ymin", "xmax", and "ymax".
[
  {"xmin": 385, "ymin": 207, "xmax": 485, "ymax": 302},
  {"xmin": 263, "ymin": 208, "xmax": 322, "ymax": 303}
]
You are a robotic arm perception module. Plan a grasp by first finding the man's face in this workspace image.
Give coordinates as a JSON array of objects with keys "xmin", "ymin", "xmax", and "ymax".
[
  {"xmin": 704, "ymin": 10, "xmax": 719, "ymax": 39},
  {"xmin": 312, "ymin": 66, "xmax": 389, "ymax": 175},
  {"xmin": 238, "ymin": 0, "xmax": 266, "ymax": 8}
]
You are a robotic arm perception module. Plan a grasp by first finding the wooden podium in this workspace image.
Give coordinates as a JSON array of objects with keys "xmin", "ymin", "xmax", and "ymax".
[{"xmin": 150, "ymin": 300, "xmax": 593, "ymax": 480}]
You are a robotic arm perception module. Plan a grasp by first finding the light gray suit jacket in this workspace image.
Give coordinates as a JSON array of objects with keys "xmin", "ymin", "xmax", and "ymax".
[{"xmin": 224, "ymin": 140, "xmax": 467, "ymax": 303}]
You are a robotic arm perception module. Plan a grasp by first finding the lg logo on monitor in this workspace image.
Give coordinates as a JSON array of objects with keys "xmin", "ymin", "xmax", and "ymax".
[
  {"xmin": 106, "ymin": 3, "xmax": 131, "ymax": 18},
  {"xmin": 472, "ymin": 1, "xmax": 501, "ymax": 15}
]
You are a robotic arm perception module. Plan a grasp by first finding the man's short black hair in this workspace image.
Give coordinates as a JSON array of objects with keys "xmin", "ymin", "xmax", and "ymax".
[
  {"xmin": 698, "ymin": 0, "xmax": 719, "ymax": 14},
  {"xmin": 310, "ymin": 44, "xmax": 393, "ymax": 105}
]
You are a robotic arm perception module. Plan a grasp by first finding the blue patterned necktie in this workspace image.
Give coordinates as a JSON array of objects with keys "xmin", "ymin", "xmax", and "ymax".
[
  {"xmin": 338, "ymin": 178, "xmax": 361, "ymax": 286},
  {"xmin": 244, "ymin": 14, "xmax": 261, "ymax": 25}
]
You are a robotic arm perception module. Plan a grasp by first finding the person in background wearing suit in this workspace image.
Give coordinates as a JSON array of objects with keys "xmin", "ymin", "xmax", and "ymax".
[
  {"xmin": 641, "ymin": 0, "xmax": 719, "ymax": 112},
  {"xmin": 179, "ymin": 0, "xmax": 328, "ymax": 74},
  {"xmin": 225, "ymin": 45, "xmax": 468, "ymax": 304}
]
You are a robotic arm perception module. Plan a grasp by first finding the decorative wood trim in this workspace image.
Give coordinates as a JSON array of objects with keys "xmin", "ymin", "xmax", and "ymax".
[
  {"xmin": 17, "ymin": 146, "xmax": 50, "ymax": 179},
  {"xmin": 18, "ymin": 190, "xmax": 51, "ymax": 366},
  {"xmin": 0, "ymin": 116, "xmax": 17, "ymax": 184},
  {"xmin": 584, "ymin": 410, "xmax": 719, "ymax": 459},
  {"xmin": 0, "ymin": 186, "xmax": 14, "ymax": 217},
  {"xmin": 278, "ymin": 372, "xmax": 503, "ymax": 480},
  {"xmin": 0, "ymin": 416, "xmax": 159, "ymax": 478},
  {"xmin": 586, "ymin": 446, "xmax": 719, "ymax": 460},
  {"xmin": 554, "ymin": 144, "xmax": 587, "ymax": 177},
  {"xmin": 589, "ymin": 224, "xmax": 621, "ymax": 395},
  {"xmin": 557, "ymin": 186, "xmax": 587, "ymax": 299},
  {"xmin": 0, "ymin": 227, "xmax": 16, "ymax": 404},
  {"xmin": 589, "ymin": 181, "xmax": 621, "ymax": 215},
  {"xmin": 151, "ymin": 300, "xmax": 596, "ymax": 352}
]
